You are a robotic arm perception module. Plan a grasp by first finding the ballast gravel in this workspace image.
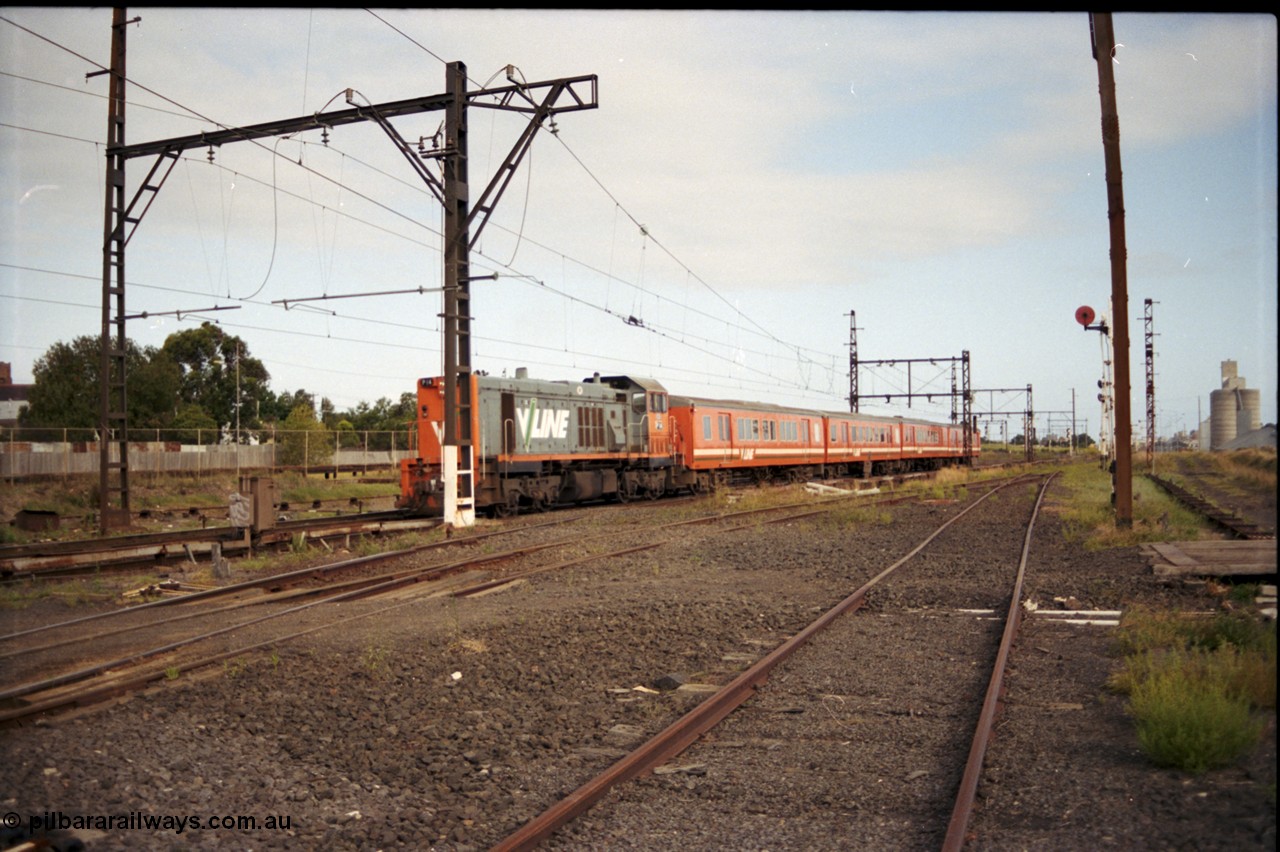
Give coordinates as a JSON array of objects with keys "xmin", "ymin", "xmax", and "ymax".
[{"xmin": 1, "ymin": 482, "xmax": 1274, "ymax": 851}]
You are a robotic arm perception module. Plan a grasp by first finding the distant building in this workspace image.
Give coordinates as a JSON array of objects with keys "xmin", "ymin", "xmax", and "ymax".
[
  {"xmin": 0, "ymin": 362, "xmax": 33, "ymax": 428},
  {"xmin": 1220, "ymin": 424, "xmax": 1277, "ymax": 452}
]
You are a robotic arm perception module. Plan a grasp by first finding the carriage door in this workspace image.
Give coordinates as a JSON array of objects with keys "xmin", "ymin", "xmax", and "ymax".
[
  {"xmin": 649, "ymin": 392, "xmax": 669, "ymax": 455},
  {"xmin": 630, "ymin": 391, "xmax": 648, "ymax": 453},
  {"xmin": 501, "ymin": 392, "xmax": 516, "ymax": 463}
]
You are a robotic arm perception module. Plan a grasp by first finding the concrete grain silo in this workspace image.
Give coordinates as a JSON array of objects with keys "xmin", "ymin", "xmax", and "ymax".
[
  {"xmin": 1236, "ymin": 388, "xmax": 1261, "ymax": 437},
  {"xmin": 1208, "ymin": 360, "xmax": 1262, "ymax": 450},
  {"xmin": 1209, "ymin": 388, "xmax": 1237, "ymax": 450}
]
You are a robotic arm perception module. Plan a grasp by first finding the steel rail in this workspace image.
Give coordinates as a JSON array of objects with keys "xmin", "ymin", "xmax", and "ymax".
[
  {"xmin": 490, "ymin": 476, "xmax": 1030, "ymax": 851},
  {"xmin": 0, "ymin": 533, "xmax": 583, "ymax": 706},
  {"xmin": 941, "ymin": 473, "xmax": 1055, "ymax": 852},
  {"xmin": 0, "ymin": 512, "xmax": 438, "ymax": 579},
  {"xmin": 0, "ymin": 517, "xmax": 573, "ymax": 644},
  {"xmin": 1146, "ymin": 473, "xmax": 1275, "ymax": 540},
  {"xmin": 0, "ymin": 479, "xmax": 1010, "ymax": 728},
  {"xmin": 0, "ymin": 494, "xmax": 864, "ymax": 724}
]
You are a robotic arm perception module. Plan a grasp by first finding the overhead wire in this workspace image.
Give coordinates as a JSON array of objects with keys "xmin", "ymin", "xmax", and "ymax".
[
  {"xmin": 5, "ymin": 12, "xmax": 846, "ymax": 401},
  {"xmin": 2, "ymin": 19, "xmax": 819, "ymax": 368},
  {"xmin": 360, "ymin": 10, "xmax": 843, "ymax": 379},
  {"xmin": 2, "ymin": 261, "xmax": 827, "ymax": 401}
]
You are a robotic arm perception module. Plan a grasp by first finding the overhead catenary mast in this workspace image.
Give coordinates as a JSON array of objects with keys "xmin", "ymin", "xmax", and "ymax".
[{"xmin": 93, "ymin": 6, "xmax": 597, "ymax": 531}]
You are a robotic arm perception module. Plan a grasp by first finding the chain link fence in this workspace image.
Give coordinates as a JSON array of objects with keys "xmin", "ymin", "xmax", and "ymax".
[{"xmin": 1, "ymin": 426, "xmax": 415, "ymax": 480}]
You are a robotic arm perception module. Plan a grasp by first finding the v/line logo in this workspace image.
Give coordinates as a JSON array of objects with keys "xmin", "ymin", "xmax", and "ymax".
[
  {"xmin": 518, "ymin": 400, "xmax": 569, "ymax": 449},
  {"xmin": 425, "ymin": 399, "xmax": 569, "ymax": 451}
]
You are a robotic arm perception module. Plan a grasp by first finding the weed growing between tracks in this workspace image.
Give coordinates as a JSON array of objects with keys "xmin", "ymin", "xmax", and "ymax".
[
  {"xmin": 0, "ymin": 572, "xmax": 165, "ymax": 610},
  {"xmin": 1052, "ymin": 461, "xmax": 1210, "ymax": 548},
  {"xmin": 1108, "ymin": 608, "xmax": 1276, "ymax": 774}
]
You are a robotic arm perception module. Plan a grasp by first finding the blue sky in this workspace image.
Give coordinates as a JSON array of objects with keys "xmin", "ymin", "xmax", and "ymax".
[{"xmin": 1, "ymin": 9, "xmax": 1275, "ymax": 442}]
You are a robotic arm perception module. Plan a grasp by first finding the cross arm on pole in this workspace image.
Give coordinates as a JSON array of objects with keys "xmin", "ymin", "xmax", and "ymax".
[{"xmin": 465, "ymin": 75, "xmax": 599, "ymax": 247}]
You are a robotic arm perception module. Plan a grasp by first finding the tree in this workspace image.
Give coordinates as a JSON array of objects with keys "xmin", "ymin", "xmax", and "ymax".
[
  {"xmin": 19, "ymin": 335, "xmax": 178, "ymax": 439},
  {"xmin": 334, "ymin": 392, "xmax": 418, "ymax": 450},
  {"xmin": 171, "ymin": 402, "xmax": 219, "ymax": 444},
  {"xmin": 265, "ymin": 388, "xmax": 316, "ymax": 424},
  {"xmin": 277, "ymin": 403, "xmax": 332, "ymax": 467},
  {"xmin": 161, "ymin": 322, "xmax": 270, "ymax": 434}
]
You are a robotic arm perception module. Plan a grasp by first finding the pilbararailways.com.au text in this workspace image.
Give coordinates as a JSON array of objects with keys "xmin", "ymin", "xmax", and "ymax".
[{"xmin": 10, "ymin": 810, "xmax": 292, "ymax": 835}]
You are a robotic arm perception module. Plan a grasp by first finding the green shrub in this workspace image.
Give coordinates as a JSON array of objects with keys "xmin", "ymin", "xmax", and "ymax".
[{"xmin": 1128, "ymin": 650, "xmax": 1264, "ymax": 774}]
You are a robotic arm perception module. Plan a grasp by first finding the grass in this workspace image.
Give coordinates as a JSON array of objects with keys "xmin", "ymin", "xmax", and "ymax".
[
  {"xmin": 1108, "ymin": 608, "xmax": 1275, "ymax": 774},
  {"xmin": 1127, "ymin": 655, "xmax": 1265, "ymax": 774},
  {"xmin": 0, "ymin": 572, "xmax": 163, "ymax": 610},
  {"xmin": 361, "ymin": 643, "xmax": 393, "ymax": 679},
  {"xmin": 1052, "ymin": 460, "xmax": 1210, "ymax": 549},
  {"xmin": 810, "ymin": 503, "xmax": 893, "ymax": 531},
  {"xmin": 1157, "ymin": 449, "xmax": 1277, "ymax": 508}
]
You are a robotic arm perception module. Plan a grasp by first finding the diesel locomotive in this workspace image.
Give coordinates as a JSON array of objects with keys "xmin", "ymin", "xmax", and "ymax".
[{"xmin": 397, "ymin": 369, "xmax": 978, "ymax": 517}]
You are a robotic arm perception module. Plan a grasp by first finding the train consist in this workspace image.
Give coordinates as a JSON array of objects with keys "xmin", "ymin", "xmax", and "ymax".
[{"xmin": 397, "ymin": 370, "xmax": 979, "ymax": 517}]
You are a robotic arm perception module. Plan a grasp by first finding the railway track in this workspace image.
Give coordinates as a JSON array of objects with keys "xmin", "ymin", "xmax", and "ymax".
[
  {"xmin": 1146, "ymin": 473, "xmax": 1275, "ymax": 540},
  {"xmin": 1, "ymin": 486, "xmax": 971, "ymax": 729},
  {"xmin": 493, "ymin": 474, "xmax": 1053, "ymax": 849},
  {"xmin": 0, "ymin": 514, "xmax": 590, "ymax": 727},
  {"xmin": 0, "ymin": 511, "xmax": 441, "ymax": 580},
  {"xmin": 0, "ymin": 466, "xmax": 981, "ymax": 582},
  {"xmin": 6, "ymin": 465, "xmax": 1269, "ymax": 851}
]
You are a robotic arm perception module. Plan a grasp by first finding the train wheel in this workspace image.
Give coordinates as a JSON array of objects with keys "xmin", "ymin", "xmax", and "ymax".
[{"xmin": 494, "ymin": 494, "xmax": 519, "ymax": 518}]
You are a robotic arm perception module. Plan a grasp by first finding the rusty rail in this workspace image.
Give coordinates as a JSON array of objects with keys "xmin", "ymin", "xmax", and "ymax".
[
  {"xmin": 942, "ymin": 473, "xmax": 1055, "ymax": 851},
  {"xmin": 1146, "ymin": 473, "xmax": 1274, "ymax": 540},
  {"xmin": 491, "ymin": 477, "xmax": 1028, "ymax": 851}
]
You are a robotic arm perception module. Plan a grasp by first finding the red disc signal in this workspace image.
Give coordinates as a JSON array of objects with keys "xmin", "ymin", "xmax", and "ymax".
[{"xmin": 1075, "ymin": 305, "xmax": 1096, "ymax": 327}]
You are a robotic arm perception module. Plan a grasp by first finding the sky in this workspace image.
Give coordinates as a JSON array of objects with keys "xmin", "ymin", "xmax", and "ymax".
[{"xmin": 1, "ymin": 9, "xmax": 1276, "ymax": 443}]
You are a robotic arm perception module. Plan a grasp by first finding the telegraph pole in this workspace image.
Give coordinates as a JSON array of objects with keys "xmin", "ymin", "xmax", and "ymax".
[
  {"xmin": 1091, "ymin": 12, "xmax": 1134, "ymax": 526},
  {"xmin": 441, "ymin": 62, "xmax": 474, "ymax": 528}
]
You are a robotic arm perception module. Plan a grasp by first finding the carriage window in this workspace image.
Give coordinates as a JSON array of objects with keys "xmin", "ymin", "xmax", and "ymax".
[
  {"xmin": 702, "ymin": 415, "xmax": 712, "ymax": 440},
  {"xmin": 649, "ymin": 392, "xmax": 668, "ymax": 413},
  {"xmin": 718, "ymin": 414, "xmax": 730, "ymax": 441}
]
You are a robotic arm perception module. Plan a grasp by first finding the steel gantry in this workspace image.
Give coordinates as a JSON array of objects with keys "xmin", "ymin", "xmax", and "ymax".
[
  {"xmin": 1144, "ymin": 298, "xmax": 1156, "ymax": 473},
  {"xmin": 93, "ymin": 7, "xmax": 596, "ymax": 530},
  {"xmin": 973, "ymin": 385, "xmax": 1035, "ymax": 462},
  {"xmin": 849, "ymin": 344, "xmax": 976, "ymax": 463}
]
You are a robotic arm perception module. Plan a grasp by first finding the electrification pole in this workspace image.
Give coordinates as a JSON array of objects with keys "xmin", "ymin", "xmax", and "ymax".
[
  {"xmin": 847, "ymin": 310, "xmax": 859, "ymax": 413},
  {"xmin": 1144, "ymin": 298, "xmax": 1155, "ymax": 472},
  {"xmin": 95, "ymin": 7, "xmax": 135, "ymax": 532},
  {"xmin": 96, "ymin": 17, "xmax": 596, "ymax": 531}
]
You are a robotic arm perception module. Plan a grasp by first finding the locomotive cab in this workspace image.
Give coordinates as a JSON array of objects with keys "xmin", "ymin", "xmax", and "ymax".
[{"xmin": 596, "ymin": 375, "xmax": 671, "ymax": 463}]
